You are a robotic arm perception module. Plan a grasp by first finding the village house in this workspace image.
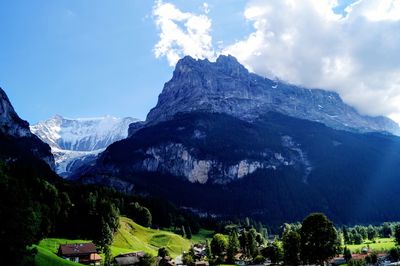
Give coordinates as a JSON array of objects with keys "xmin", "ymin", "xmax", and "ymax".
[
  {"xmin": 114, "ymin": 251, "xmax": 146, "ymax": 266},
  {"xmin": 58, "ymin": 243, "xmax": 101, "ymax": 265},
  {"xmin": 192, "ymin": 244, "xmax": 207, "ymax": 260}
]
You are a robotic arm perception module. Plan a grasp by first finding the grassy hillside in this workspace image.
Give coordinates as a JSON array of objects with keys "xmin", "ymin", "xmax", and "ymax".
[
  {"xmin": 112, "ymin": 216, "xmax": 191, "ymax": 258},
  {"xmin": 34, "ymin": 238, "xmax": 90, "ymax": 266},
  {"xmin": 34, "ymin": 217, "xmax": 204, "ymax": 265},
  {"xmin": 345, "ymin": 238, "xmax": 395, "ymax": 253},
  {"xmin": 191, "ymin": 229, "xmax": 214, "ymax": 244}
]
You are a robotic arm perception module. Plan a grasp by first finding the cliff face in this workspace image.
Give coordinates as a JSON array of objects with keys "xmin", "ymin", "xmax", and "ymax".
[
  {"xmin": 0, "ymin": 88, "xmax": 55, "ymax": 169},
  {"xmin": 106, "ymin": 140, "xmax": 309, "ymax": 185},
  {"xmin": 84, "ymin": 112, "xmax": 313, "ymax": 186},
  {"xmin": 145, "ymin": 55, "xmax": 398, "ymax": 135},
  {"xmin": 0, "ymin": 88, "xmax": 31, "ymax": 138},
  {"xmin": 80, "ymin": 111, "xmax": 400, "ymax": 224}
]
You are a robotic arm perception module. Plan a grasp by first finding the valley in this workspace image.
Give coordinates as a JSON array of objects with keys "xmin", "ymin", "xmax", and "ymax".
[{"xmin": 3, "ymin": 56, "xmax": 400, "ymax": 266}]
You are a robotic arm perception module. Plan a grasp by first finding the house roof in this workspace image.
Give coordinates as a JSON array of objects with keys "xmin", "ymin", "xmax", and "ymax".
[
  {"xmin": 59, "ymin": 243, "xmax": 97, "ymax": 256},
  {"xmin": 115, "ymin": 256, "xmax": 140, "ymax": 265},
  {"xmin": 115, "ymin": 251, "xmax": 146, "ymax": 258}
]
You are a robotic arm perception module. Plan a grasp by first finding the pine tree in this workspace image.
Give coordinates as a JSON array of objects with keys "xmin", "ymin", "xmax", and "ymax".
[
  {"xmin": 186, "ymin": 226, "xmax": 192, "ymax": 239},
  {"xmin": 247, "ymin": 229, "xmax": 258, "ymax": 258},
  {"xmin": 343, "ymin": 246, "xmax": 352, "ymax": 262},
  {"xmin": 343, "ymin": 226, "xmax": 350, "ymax": 244},
  {"xmin": 227, "ymin": 230, "xmax": 240, "ymax": 263}
]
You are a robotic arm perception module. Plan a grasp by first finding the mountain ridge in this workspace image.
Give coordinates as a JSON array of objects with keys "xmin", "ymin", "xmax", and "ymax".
[
  {"xmin": 75, "ymin": 56, "xmax": 400, "ymax": 224},
  {"xmin": 144, "ymin": 55, "xmax": 398, "ymax": 135}
]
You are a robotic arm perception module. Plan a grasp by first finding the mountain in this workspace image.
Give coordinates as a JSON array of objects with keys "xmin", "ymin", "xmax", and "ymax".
[
  {"xmin": 77, "ymin": 55, "xmax": 400, "ymax": 225},
  {"xmin": 143, "ymin": 55, "xmax": 398, "ymax": 135},
  {"xmin": 0, "ymin": 87, "xmax": 55, "ymax": 169},
  {"xmin": 31, "ymin": 115, "xmax": 138, "ymax": 177}
]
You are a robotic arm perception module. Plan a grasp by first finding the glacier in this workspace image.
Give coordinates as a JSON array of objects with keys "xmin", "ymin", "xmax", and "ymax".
[{"xmin": 31, "ymin": 115, "xmax": 138, "ymax": 177}]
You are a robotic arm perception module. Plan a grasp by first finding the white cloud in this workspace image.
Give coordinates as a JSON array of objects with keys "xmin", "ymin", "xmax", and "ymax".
[
  {"xmin": 152, "ymin": 0, "xmax": 400, "ymax": 122},
  {"xmin": 152, "ymin": 0, "xmax": 215, "ymax": 66},
  {"xmin": 203, "ymin": 2, "xmax": 210, "ymax": 14},
  {"xmin": 223, "ymin": 0, "xmax": 400, "ymax": 121}
]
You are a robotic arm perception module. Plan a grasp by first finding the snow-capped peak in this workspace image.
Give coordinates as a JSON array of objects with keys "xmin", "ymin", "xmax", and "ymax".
[
  {"xmin": 31, "ymin": 115, "xmax": 138, "ymax": 151},
  {"xmin": 30, "ymin": 115, "xmax": 139, "ymax": 177}
]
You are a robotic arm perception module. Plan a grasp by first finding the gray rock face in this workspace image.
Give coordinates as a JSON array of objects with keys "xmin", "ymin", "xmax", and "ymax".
[
  {"xmin": 146, "ymin": 55, "xmax": 399, "ymax": 134},
  {"xmin": 135, "ymin": 141, "xmax": 310, "ymax": 184},
  {"xmin": 92, "ymin": 116, "xmax": 313, "ymax": 185},
  {"xmin": 0, "ymin": 87, "xmax": 31, "ymax": 138},
  {"xmin": 0, "ymin": 87, "xmax": 55, "ymax": 169}
]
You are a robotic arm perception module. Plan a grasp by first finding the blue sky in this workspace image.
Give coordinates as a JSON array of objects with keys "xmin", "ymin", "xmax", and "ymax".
[
  {"xmin": 2, "ymin": 0, "xmax": 400, "ymax": 124},
  {"xmin": 0, "ymin": 0, "xmax": 249, "ymax": 124}
]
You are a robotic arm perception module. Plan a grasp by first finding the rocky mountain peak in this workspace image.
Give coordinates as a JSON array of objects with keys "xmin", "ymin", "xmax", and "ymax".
[
  {"xmin": 215, "ymin": 54, "xmax": 249, "ymax": 77},
  {"xmin": 0, "ymin": 87, "xmax": 55, "ymax": 169},
  {"xmin": 146, "ymin": 55, "xmax": 399, "ymax": 134},
  {"xmin": 0, "ymin": 87, "xmax": 31, "ymax": 137}
]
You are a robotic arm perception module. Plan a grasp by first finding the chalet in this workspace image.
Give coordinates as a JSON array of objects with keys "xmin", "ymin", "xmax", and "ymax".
[
  {"xmin": 114, "ymin": 251, "xmax": 146, "ymax": 266},
  {"xmin": 58, "ymin": 243, "xmax": 101, "ymax": 265},
  {"xmin": 192, "ymin": 244, "xmax": 207, "ymax": 260}
]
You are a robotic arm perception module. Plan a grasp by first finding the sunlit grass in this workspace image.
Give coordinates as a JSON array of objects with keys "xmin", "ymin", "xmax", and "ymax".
[{"xmin": 345, "ymin": 238, "xmax": 395, "ymax": 253}]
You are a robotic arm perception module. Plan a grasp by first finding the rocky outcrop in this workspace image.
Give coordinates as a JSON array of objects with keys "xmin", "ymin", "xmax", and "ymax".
[
  {"xmin": 93, "ymin": 115, "xmax": 313, "ymax": 185},
  {"xmin": 0, "ymin": 87, "xmax": 55, "ymax": 169},
  {"xmin": 146, "ymin": 55, "xmax": 399, "ymax": 134},
  {"xmin": 0, "ymin": 87, "xmax": 31, "ymax": 137},
  {"xmin": 137, "ymin": 141, "xmax": 311, "ymax": 184}
]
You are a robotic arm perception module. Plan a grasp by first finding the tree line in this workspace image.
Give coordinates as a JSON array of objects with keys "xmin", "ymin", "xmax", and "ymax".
[{"xmin": 0, "ymin": 159, "xmax": 200, "ymax": 266}]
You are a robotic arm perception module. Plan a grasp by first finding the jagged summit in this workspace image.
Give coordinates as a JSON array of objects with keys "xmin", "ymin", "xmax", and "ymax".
[
  {"xmin": 0, "ymin": 87, "xmax": 31, "ymax": 137},
  {"xmin": 0, "ymin": 87, "xmax": 55, "ymax": 169},
  {"xmin": 146, "ymin": 55, "xmax": 399, "ymax": 134}
]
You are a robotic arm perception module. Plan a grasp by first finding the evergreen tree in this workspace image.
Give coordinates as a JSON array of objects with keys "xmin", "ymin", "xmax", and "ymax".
[
  {"xmin": 186, "ymin": 225, "xmax": 192, "ymax": 239},
  {"xmin": 103, "ymin": 246, "xmax": 112, "ymax": 266},
  {"xmin": 247, "ymin": 229, "xmax": 259, "ymax": 258},
  {"xmin": 395, "ymin": 225, "xmax": 400, "ymax": 246},
  {"xmin": 382, "ymin": 223, "xmax": 393, "ymax": 238},
  {"xmin": 343, "ymin": 246, "xmax": 352, "ymax": 262},
  {"xmin": 367, "ymin": 225, "xmax": 378, "ymax": 240},
  {"xmin": 239, "ymin": 231, "xmax": 247, "ymax": 253},
  {"xmin": 353, "ymin": 232, "xmax": 363, "ymax": 245},
  {"xmin": 343, "ymin": 226, "xmax": 350, "ymax": 244},
  {"xmin": 227, "ymin": 230, "xmax": 240, "ymax": 263}
]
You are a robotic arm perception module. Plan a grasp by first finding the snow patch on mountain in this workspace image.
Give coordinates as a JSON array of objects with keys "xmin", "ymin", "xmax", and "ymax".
[{"xmin": 31, "ymin": 115, "xmax": 138, "ymax": 177}]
